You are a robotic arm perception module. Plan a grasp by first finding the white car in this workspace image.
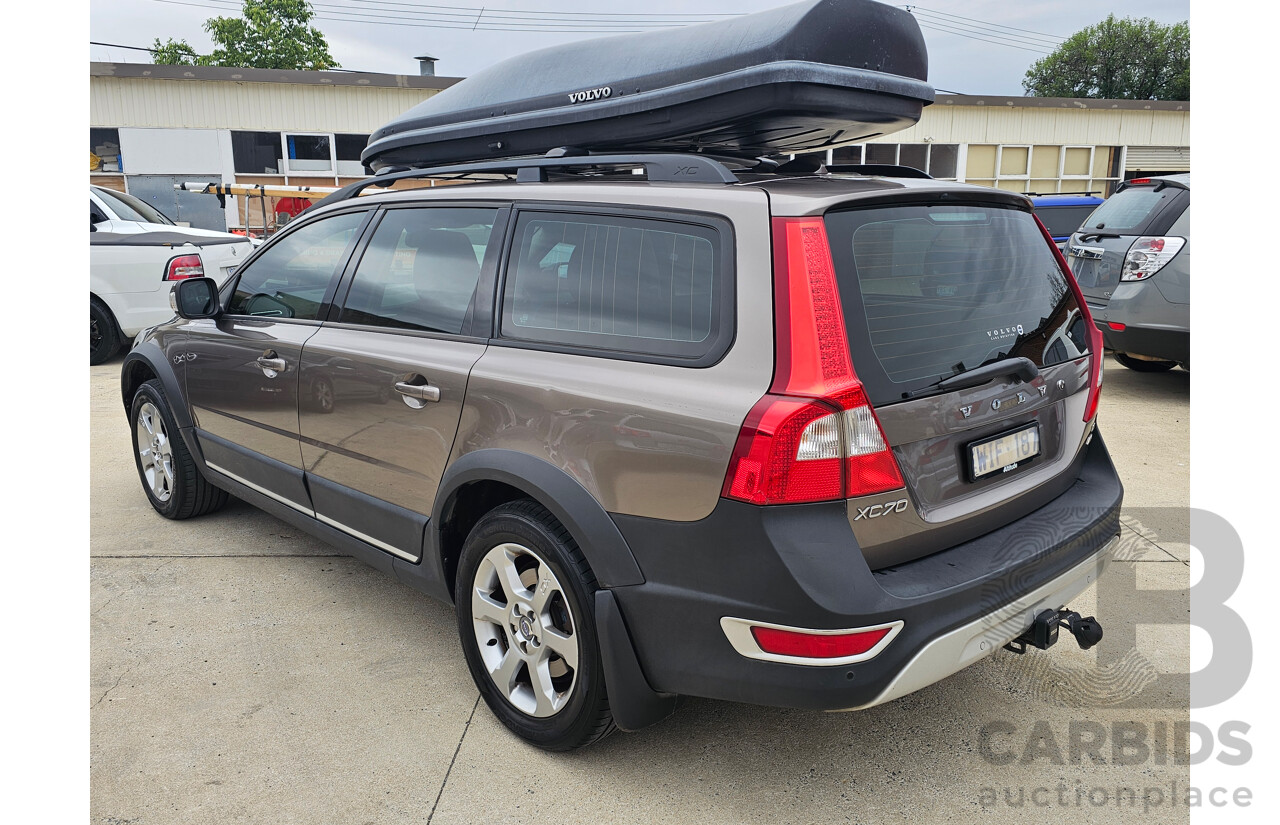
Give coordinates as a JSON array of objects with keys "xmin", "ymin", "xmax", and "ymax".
[{"xmin": 90, "ymin": 186, "xmax": 254, "ymax": 364}]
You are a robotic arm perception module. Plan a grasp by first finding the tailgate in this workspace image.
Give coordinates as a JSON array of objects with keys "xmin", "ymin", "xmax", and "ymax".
[
  {"xmin": 1066, "ymin": 182, "xmax": 1188, "ymax": 307},
  {"xmin": 823, "ymin": 201, "xmax": 1098, "ymax": 568}
]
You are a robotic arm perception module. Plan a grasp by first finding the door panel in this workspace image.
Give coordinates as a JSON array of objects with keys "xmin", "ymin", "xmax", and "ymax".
[
  {"xmin": 183, "ymin": 208, "xmax": 373, "ymax": 511},
  {"xmin": 185, "ymin": 318, "xmax": 319, "ymax": 511},
  {"xmin": 298, "ymin": 327, "xmax": 487, "ymax": 556},
  {"xmin": 297, "ymin": 204, "xmax": 504, "ymax": 558}
]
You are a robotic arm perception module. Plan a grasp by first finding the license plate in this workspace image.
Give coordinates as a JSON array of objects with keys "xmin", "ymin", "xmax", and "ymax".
[
  {"xmin": 968, "ymin": 425, "xmax": 1040, "ymax": 480},
  {"xmin": 1067, "ymin": 255, "xmax": 1097, "ymax": 287}
]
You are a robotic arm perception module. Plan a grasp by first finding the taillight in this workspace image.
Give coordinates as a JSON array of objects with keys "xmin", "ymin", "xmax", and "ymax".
[
  {"xmin": 1120, "ymin": 236, "xmax": 1185, "ymax": 281},
  {"xmin": 722, "ymin": 217, "xmax": 904, "ymax": 505},
  {"xmin": 164, "ymin": 253, "xmax": 204, "ymax": 281},
  {"xmin": 1035, "ymin": 215, "xmax": 1103, "ymax": 423}
]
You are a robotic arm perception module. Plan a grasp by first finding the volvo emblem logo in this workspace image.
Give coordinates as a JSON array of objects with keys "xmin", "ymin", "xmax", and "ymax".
[{"xmin": 568, "ymin": 86, "xmax": 612, "ymax": 103}]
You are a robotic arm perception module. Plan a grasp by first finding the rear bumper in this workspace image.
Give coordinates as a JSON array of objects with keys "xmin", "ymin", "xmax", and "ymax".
[
  {"xmin": 1096, "ymin": 320, "xmax": 1189, "ymax": 365},
  {"xmin": 608, "ymin": 433, "xmax": 1123, "ymax": 711}
]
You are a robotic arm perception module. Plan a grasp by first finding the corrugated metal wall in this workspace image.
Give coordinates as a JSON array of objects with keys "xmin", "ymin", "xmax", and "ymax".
[
  {"xmin": 91, "ymin": 77, "xmax": 441, "ymax": 132},
  {"xmin": 1125, "ymin": 146, "xmax": 1192, "ymax": 171}
]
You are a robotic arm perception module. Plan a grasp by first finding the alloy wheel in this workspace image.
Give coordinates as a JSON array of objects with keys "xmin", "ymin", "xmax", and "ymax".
[
  {"xmin": 471, "ymin": 542, "xmax": 580, "ymax": 717},
  {"xmin": 136, "ymin": 401, "xmax": 175, "ymax": 502}
]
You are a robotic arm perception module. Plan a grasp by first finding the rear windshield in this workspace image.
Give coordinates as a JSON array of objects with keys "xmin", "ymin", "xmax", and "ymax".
[
  {"xmin": 825, "ymin": 203, "xmax": 1090, "ymax": 405},
  {"xmin": 1079, "ymin": 185, "xmax": 1177, "ymax": 234},
  {"xmin": 1032, "ymin": 205, "xmax": 1097, "ymax": 238}
]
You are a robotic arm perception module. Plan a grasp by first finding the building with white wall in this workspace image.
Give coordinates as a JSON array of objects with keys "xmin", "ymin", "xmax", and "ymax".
[{"xmin": 90, "ymin": 62, "xmax": 458, "ymax": 231}]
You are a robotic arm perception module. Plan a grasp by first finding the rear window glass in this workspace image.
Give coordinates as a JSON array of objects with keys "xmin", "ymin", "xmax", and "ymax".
[
  {"xmin": 1081, "ymin": 186, "xmax": 1175, "ymax": 233},
  {"xmin": 501, "ymin": 212, "xmax": 725, "ymax": 361},
  {"xmin": 825, "ymin": 204, "xmax": 1090, "ymax": 404},
  {"xmin": 1032, "ymin": 205, "xmax": 1097, "ymax": 238}
]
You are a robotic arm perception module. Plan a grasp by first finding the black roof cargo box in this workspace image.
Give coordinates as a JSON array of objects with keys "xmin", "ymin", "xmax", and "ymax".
[{"xmin": 363, "ymin": 0, "xmax": 933, "ymax": 170}]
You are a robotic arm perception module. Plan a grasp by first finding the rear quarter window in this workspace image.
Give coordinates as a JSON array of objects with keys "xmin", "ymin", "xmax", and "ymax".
[{"xmin": 499, "ymin": 209, "xmax": 733, "ymax": 363}]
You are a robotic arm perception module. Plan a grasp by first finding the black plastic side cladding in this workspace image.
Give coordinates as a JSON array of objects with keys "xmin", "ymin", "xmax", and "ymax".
[{"xmin": 397, "ymin": 448, "xmax": 646, "ymax": 604}]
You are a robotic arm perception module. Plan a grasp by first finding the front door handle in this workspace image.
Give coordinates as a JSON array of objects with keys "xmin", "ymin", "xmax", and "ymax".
[
  {"xmin": 394, "ymin": 381, "xmax": 440, "ymax": 403},
  {"xmin": 257, "ymin": 352, "xmax": 287, "ymax": 378}
]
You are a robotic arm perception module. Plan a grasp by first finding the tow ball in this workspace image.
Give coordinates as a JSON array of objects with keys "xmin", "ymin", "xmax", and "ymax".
[{"xmin": 1003, "ymin": 609, "xmax": 1104, "ymax": 655}]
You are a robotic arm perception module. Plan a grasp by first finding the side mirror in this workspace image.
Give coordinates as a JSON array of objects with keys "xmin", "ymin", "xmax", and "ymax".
[{"xmin": 169, "ymin": 277, "xmax": 221, "ymax": 320}]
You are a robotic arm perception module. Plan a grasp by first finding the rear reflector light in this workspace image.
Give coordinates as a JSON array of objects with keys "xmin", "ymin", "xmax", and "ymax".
[
  {"xmin": 723, "ymin": 218, "xmax": 904, "ymax": 504},
  {"xmin": 750, "ymin": 625, "xmax": 893, "ymax": 659},
  {"xmin": 1107, "ymin": 322, "xmax": 1126, "ymax": 332},
  {"xmin": 164, "ymin": 253, "xmax": 204, "ymax": 281},
  {"xmin": 1035, "ymin": 215, "xmax": 1103, "ymax": 422},
  {"xmin": 1121, "ymin": 236, "xmax": 1185, "ymax": 281}
]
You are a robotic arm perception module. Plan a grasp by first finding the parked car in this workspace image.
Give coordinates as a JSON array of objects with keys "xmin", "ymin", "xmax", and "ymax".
[
  {"xmin": 119, "ymin": 0, "xmax": 1121, "ymax": 752},
  {"xmin": 90, "ymin": 186, "xmax": 253, "ymax": 364},
  {"xmin": 1029, "ymin": 193, "xmax": 1105, "ymax": 249},
  {"xmin": 1065, "ymin": 175, "xmax": 1190, "ymax": 371}
]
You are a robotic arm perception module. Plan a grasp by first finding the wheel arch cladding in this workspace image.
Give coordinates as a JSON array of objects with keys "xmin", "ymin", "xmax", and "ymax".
[
  {"xmin": 121, "ymin": 344, "xmax": 192, "ymax": 431},
  {"xmin": 432, "ymin": 449, "xmax": 645, "ymax": 600}
]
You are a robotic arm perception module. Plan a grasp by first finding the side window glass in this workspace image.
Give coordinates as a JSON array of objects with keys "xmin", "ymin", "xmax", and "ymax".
[
  {"xmin": 501, "ymin": 212, "xmax": 719, "ymax": 359},
  {"xmin": 339, "ymin": 207, "xmax": 498, "ymax": 334},
  {"xmin": 228, "ymin": 211, "xmax": 367, "ymax": 320}
]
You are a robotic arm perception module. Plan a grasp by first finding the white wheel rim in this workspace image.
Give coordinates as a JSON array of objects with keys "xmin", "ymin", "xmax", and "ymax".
[{"xmin": 471, "ymin": 542, "xmax": 580, "ymax": 717}]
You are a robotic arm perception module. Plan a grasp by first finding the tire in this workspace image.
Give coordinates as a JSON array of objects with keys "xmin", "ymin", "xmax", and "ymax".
[
  {"xmin": 129, "ymin": 379, "xmax": 229, "ymax": 519},
  {"xmin": 1114, "ymin": 352, "xmax": 1177, "ymax": 373},
  {"xmin": 455, "ymin": 499, "xmax": 617, "ymax": 751},
  {"xmin": 90, "ymin": 299, "xmax": 121, "ymax": 365}
]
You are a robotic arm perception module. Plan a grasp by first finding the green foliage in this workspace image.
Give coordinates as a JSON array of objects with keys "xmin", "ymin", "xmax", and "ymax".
[
  {"xmin": 1022, "ymin": 16, "xmax": 1189, "ymax": 101},
  {"xmin": 150, "ymin": 38, "xmax": 200, "ymax": 66},
  {"xmin": 150, "ymin": 0, "xmax": 339, "ymax": 71}
]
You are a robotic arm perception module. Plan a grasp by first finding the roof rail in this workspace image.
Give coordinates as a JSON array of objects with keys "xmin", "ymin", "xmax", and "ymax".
[
  {"xmin": 318, "ymin": 151, "xmax": 740, "ymax": 206},
  {"xmin": 825, "ymin": 163, "xmax": 931, "ymax": 179}
]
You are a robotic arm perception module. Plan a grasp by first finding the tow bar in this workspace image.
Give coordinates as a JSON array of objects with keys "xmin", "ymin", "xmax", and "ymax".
[{"xmin": 1003, "ymin": 609, "xmax": 1104, "ymax": 655}]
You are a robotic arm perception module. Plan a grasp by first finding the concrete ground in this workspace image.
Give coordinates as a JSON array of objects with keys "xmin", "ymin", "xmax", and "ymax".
[{"xmin": 91, "ymin": 355, "xmax": 1191, "ymax": 824}]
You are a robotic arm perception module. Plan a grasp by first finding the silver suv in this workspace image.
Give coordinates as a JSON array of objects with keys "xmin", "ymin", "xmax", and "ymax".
[{"xmin": 122, "ymin": 153, "xmax": 1122, "ymax": 750}]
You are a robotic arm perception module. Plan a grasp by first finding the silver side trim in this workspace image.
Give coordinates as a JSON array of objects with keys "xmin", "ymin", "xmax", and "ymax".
[
  {"xmin": 314, "ymin": 513, "xmax": 420, "ymax": 563},
  {"xmin": 835, "ymin": 534, "xmax": 1120, "ymax": 711},
  {"xmin": 720, "ymin": 617, "xmax": 904, "ymax": 666},
  {"xmin": 205, "ymin": 461, "xmax": 314, "ymax": 516}
]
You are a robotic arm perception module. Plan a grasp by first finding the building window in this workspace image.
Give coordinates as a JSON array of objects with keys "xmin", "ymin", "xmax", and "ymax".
[
  {"xmin": 90, "ymin": 128, "xmax": 121, "ymax": 173},
  {"xmin": 285, "ymin": 133, "xmax": 334, "ymax": 174},
  {"xmin": 927, "ymin": 144, "xmax": 959, "ymax": 179},
  {"xmin": 232, "ymin": 131, "xmax": 284, "ymax": 174},
  {"xmin": 335, "ymin": 134, "xmax": 370, "ymax": 176}
]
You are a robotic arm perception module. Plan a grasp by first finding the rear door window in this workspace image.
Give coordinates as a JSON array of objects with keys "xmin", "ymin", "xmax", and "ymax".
[
  {"xmin": 500, "ymin": 210, "xmax": 731, "ymax": 362},
  {"xmin": 825, "ymin": 203, "xmax": 1089, "ymax": 405},
  {"xmin": 338, "ymin": 207, "xmax": 499, "ymax": 335}
]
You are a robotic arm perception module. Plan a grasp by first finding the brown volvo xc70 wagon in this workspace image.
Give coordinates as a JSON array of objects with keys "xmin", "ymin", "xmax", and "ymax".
[{"xmin": 122, "ymin": 153, "xmax": 1121, "ymax": 750}]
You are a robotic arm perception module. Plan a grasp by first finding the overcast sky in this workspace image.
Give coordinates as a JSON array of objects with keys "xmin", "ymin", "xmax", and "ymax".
[{"xmin": 88, "ymin": 0, "xmax": 1190, "ymax": 96}]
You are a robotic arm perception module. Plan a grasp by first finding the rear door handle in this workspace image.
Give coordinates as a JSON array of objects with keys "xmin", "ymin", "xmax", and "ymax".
[
  {"xmin": 395, "ymin": 381, "xmax": 440, "ymax": 402},
  {"xmin": 256, "ymin": 353, "xmax": 287, "ymax": 377}
]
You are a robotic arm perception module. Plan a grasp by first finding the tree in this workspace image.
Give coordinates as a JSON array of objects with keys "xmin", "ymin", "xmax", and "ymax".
[
  {"xmin": 151, "ymin": 0, "xmax": 339, "ymax": 71},
  {"xmin": 1022, "ymin": 16, "xmax": 1188, "ymax": 101},
  {"xmin": 150, "ymin": 38, "xmax": 200, "ymax": 66}
]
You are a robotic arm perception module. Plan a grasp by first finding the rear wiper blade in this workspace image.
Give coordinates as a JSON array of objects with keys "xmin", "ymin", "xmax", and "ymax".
[
  {"xmin": 935, "ymin": 356, "xmax": 1039, "ymax": 394},
  {"xmin": 1078, "ymin": 231, "xmax": 1121, "ymax": 243}
]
